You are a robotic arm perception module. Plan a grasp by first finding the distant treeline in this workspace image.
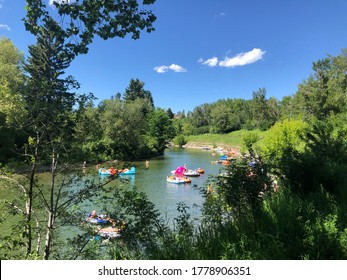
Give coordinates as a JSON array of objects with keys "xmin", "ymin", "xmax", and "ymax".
[
  {"xmin": 175, "ymin": 49, "xmax": 347, "ymax": 135},
  {"xmin": 1, "ymin": 36, "xmax": 347, "ymax": 164}
]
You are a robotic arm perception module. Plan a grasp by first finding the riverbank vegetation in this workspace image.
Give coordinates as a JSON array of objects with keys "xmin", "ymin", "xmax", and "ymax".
[{"xmin": 1, "ymin": 1, "xmax": 347, "ymax": 260}]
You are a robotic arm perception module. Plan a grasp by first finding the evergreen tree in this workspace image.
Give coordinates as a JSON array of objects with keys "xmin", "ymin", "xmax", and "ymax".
[{"xmin": 123, "ymin": 78, "xmax": 154, "ymax": 109}]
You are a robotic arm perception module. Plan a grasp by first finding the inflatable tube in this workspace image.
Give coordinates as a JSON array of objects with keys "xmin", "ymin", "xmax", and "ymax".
[
  {"xmin": 184, "ymin": 170, "xmax": 200, "ymax": 177},
  {"xmin": 196, "ymin": 168, "xmax": 205, "ymax": 174},
  {"xmin": 99, "ymin": 168, "xmax": 117, "ymax": 176},
  {"xmin": 166, "ymin": 176, "xmax": 192, "ymax": 184},
  {"xmin": 86, "ymin": 213, "xmax": 110, "ymax": 224},
  {"xmin": 99, "ymin": 168, "xmax": 111, "ymax": 176},
  {"xmin": 88, "ymin": 218, "xmax": 109, "ymax": 224},
  {"xmin": 119, "ymin": 166, "xmax": 136, "ymax": 175},
  {"xmin": 99, "ymin": 232, "xmax": 121, "ymax": 239}
]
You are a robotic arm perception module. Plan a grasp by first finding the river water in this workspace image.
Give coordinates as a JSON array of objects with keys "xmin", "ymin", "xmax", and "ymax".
[{"xmin": 93, "ymin": 147, "xmax": 223, "ymax": 223}]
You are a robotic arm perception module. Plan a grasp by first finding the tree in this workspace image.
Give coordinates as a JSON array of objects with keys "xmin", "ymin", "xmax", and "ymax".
[
  {"xmin": 296, "ymin": 50, "xmax": 347, "ymax": 120},
  {"xmin": 73, "ymin": 103, "xmax": 104, "ymax": 162},
  {"xmin": 250, "ymin": 88, "xmax": 275, "ymax": 130},
  {"xmin": 146, "ymin": 108, "xmax": 175, "ymax": 155},
  {"xmin": 0, "ymin": 37, "xmax": 25, "ymax": 92},
  {"xmin": 259, "ymin": 119, "xmax": 307, "ymax": 178},
  {"xmin": 99, "ymin": 98, "xmax": 148, "ymax": 159},
  {"xmin": 15, "ymin": 0, "xmax": 157, "ymax": 259},
  {"xmin": 24, "ymin": 0, "xmax": 156, "ymax": 59},
  {"xmin": 188, "ymin": 103, "xmax": 212, "ymax": 134},
  {"xmin": 123, "ymin": 78, "xmax": 154, "ymax": 110},
  {"xmin": 23, "ymin": 20, "xmax": 80, "ymax": 259},
  {"xmin": 0, "ymin": 38, "xmax": 26, "ymax": 163},
  {"xmin": 166, "ymin": 107, "xmax": 174, "ymax": 119},
  {"xmin": 299, "ymin": 116, "xmax": 347, "ymax": 194},
  {"xmin": 209, "ymin": 103, "xmax": 234, "ymax": 133}
]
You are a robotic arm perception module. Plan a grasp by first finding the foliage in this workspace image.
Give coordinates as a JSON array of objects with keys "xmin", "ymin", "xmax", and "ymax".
[
  {"xmin": 63, "ymin": 186, "xmax": 173, "ymax": 260},
  {"xmin": 259, "ymin": 119, "xmax": 307, "ymax": 176},
  {"xmin": 123, "ymin": 78, "xmax": 154, "ymax": 110},
  {"xmin": 173, "ymin": 134, "xmax": 187, "ymax": 147},
  {"xmin": 24, "ymin": 0, "xmax": 156, "ymax": 59},
  {"xmin": 242, "ymin": 131, "xmax": 260, "ymax": 156},
  {"xmin": 99, "ymin": 98, "xmax": 149, "ymax": 159},
  {"xmin": 209, "ymin": 103, "xmax": 235, "ymax": 133},
  {"xmin": 249, "ymin": 88, "xmax": 278, "ymax": 130},
  {"xmin": 216, "ymin": 156, "xmax": 271, "ymax": 220},
  {"xmin": 24, "ymin": 21, "xmax": 79, "ymax": 144},
  {"xmin": 296, "ymin": 49, "xmax": 347, "ymax": 119},
  {"xmin": 73, "ymin": 80, "xmax": 175, "ymax": 161},
  {"xmin": 1, "ymin": 0, "xmax": 158, "ymax": 260},
  {"xmin": 0, "ymin": 38, "xmax": 26, "ymax": 163},
  {"xmin": 297, "ymin": 115, "xmax": 347, "ymax": 194},
  {"xmin": 3, "ymin": 14, "xmax": 347, "ymax": 259},
  {"xmin": 146, "ymin": 108, "xmax": 175, "ymax": 155}
]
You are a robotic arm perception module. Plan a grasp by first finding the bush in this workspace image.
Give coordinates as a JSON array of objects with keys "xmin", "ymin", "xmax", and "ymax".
[{"xmin": 173, "ymin": 135, "xmax": 187, "ymax": 147}]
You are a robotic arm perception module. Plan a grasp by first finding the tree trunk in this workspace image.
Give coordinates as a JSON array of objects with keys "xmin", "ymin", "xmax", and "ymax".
[
  {"xmin": 25, "ymin": 131, "xmax": 39, "ymax": 257},
  {"xmin": 25, "ymin": 161, "xmax": 35, "ymax": 257},
  {"xmin": 43, "ymin": 211, "xmax": 54, "ymax": 260},
  {"xmin": 43, "ymin": 149, "xmax": 56, "ymax": 260}
]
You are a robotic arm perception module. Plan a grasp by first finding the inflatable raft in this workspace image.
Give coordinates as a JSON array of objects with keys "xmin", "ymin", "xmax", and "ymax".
[
  {"xmin": 183, "ymin": 170, "xmax": 200, "ymax": 177},
  {"xmin": 166, "ymin": 176, "xmax": 192, "ymax": 184},
  {"xmin": 98, "ymin": 167, "xmax": 117, "ymax": 176},
  {"xmin": 118, "ymin": 166, "xmax": 136, "ymax": 175}
]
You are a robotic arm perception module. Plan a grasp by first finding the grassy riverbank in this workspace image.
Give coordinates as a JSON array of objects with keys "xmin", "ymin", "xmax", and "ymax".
[{"xmin": 184, "ymin": 129, "xmax": 268, "ymax": 151}]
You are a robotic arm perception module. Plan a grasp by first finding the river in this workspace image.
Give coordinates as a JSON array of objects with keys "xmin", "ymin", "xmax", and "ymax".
[
  {"xmin": 92, "ymin": 147, "xmax": 223, "ymax": 223},
  {"xmin": 0, "ymin": 148, "xmax": 224, "ymax": 237}
]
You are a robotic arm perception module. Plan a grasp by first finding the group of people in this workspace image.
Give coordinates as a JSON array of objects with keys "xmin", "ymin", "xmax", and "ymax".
[
  {"xmin": 95, "ymin": 160, "xmax": 149, "ymax": 171},
  {"xmin": 86, "ymin": 210, "xmax": 124, "ymax": 234}
]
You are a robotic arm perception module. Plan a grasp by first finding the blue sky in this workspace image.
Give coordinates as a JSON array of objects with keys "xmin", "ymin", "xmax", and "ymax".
[{"xmin": 1, "ymin": 0, "xmax": 347, "ymax": 113}]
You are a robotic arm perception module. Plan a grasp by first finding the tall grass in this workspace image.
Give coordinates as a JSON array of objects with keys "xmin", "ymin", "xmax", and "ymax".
[
  {"xmin": 185, "ymin": 129, "xmax": 267, "ymax": 150},
  {"xmin": 139, "ymin": 187, "xmax": 347, "ymax": 260}
]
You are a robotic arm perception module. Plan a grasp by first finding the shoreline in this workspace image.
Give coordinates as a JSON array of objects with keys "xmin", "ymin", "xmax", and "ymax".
[{"xmin": 180, "ymin": 142, "xmax": 242, "ymax": 157}]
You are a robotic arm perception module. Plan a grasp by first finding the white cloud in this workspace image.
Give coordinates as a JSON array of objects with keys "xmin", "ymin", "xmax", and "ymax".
[
  {"xmin": 154, "ymin": 64, "xmax": 187, "ymax": 73},
  {"xmin": 0, "ymin": 24, "xmax": 10, "ymax": 31},
  {"xmin": 200, "ymin": 57, "xmax": 219, "ymax": 67},
  {"xmin": 169, "ymin": 64, "xmax": 187, "ymax": 72},
  {"xmin": 214, "ymin": 12, "xmax": 226, "ymax": 17},
  {"xmin": 219, "ymin": 48, "xmax": 266, "ymax": 68},
  {"xmin": 154, "ymin": 65, "xmax": 168, "ymax": 73},
  {"xmin": 199, "ymin": 48, "xmax": 266, "ymax": 68}
]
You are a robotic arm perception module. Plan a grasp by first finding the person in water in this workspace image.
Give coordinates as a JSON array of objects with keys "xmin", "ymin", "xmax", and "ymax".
[
  {"xmin": 86, "ymin": 210, "xmax": 101, "ymax": 222},
  {"xmin": 86, "ymin": 210, "xmax": 98, "ymax": 222},
  {"xmin": 86, "ymin": 210, "xmax": 114, "ymax": 223}
]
